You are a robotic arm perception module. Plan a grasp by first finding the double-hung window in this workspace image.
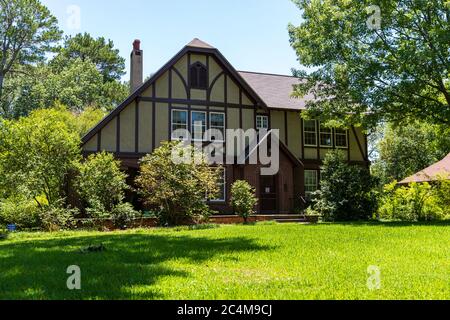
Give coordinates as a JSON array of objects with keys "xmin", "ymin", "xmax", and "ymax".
[
  {"xmin": 319, "ymin": 123, "xmax": 333, "ymax": 147},
  {"xmin": 304, "ymin": 170, "xmax": 318, "ymax": 198},
  {"xmin": 191, "ymin": 111, "xmax": 207, "ymax": 141},
  {"xmin": 210, "ymin": 112, "xmax": 225, "ymax": 142},
  {"xmin": 303, "ymin": 120, "xmax": 317, "ymax": 146},
  {"xmin": 171, "ymin": 110, "xmax": 188, "ymax": 140},
  {"xmin": 256, "ymin": 115, "xmax": 269, "ymax": 131},
  {"xmin": 335, "ymin": 128, "xmax": 348, "ymax": 148}
]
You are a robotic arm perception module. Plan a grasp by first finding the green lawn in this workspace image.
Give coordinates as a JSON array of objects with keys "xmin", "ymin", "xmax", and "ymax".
[{"xmin": 0, "ymin": 222, "xmax": 449, "ymax": 300}]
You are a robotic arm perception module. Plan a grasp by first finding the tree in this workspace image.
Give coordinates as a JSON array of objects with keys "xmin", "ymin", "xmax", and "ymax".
[
  {"xmin": 371, "ymin": 121, "xmax": 450, "ymax": 185},
  {"xmin": 0, "ymin": 0, "xmax": 61, "ymax": 116},
  {"xmin": 288, "ymin": 0, "xmax": 450, "ymax": 128},
  {"xmin": 0, "ymin": 108, "xmax": 81, "ymax": 207},
  {"xmin": 230, "ymin": 180, "xmax": 258, "ymax": 223},
  {"xmin": 135, "ymin": 142, "xmax": 221, "ymax": 225},
  {"xmin": 75, "ymin": 152, "xmax": 129, "ymax": 217},
  {"xmin": 52, "ymin": 33, "xmax": 125, "ymax": 82},
  {"xmin": 308, "ymin": 150, "xmax": 378, "ymax": 221}
]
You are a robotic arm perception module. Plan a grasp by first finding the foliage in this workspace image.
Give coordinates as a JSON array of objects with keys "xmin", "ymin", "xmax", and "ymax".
[
  {"xmin": 230, "ymin": 180, "xmax": 258, "ymax": 223},
  {"xmin": 136, "ymin": 141, "xmax": 221, "ymax": 226},
  {"xmin": 309, "ymin": 150, "xmax": 378, "ymax": 221},
  {"xmin": 38, "ymin": 203, "xmax": 78, "ymax": 232},
  {"xmin": 0, "ymin": 108, "xmax": 81, "ymax": 207},
  {"xmin": 110, "ymin": 202, "xmax": 140, "ymax": 230},
  {"xmin": 378, "ymin": 181, "xmax": 448, "ymax": 221},
  {"xmin": 0, "ymin": 196, "xmax": 40, "ymax": 229},
  {"xmin": 288, "ymin": 0, "xmax": 450, "ymax": 128},
  {"xmin": 52, "ymin": 32, "xmax": 126, "ymax": 82},
  {"xmin": 0, "ymin": 0, "xmax": 62, "ymax": 116},
  {"xmin": 75, "ymin": 152, "xmax": 129, "ymax": 216},
  {"xmin": 371, "ymin": 122, "xmax": 450, "ymax": 185}
]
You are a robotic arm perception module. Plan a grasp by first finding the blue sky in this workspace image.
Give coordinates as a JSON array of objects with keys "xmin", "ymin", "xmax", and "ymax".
[{"xmin": 42, "ymin": 0, "xmax": 303, "ymax": 82}]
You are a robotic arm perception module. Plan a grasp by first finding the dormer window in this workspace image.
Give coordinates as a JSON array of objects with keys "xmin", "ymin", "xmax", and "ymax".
[{"xmin": 190, "ymin": 62, "xmax": 208, "ymax": 89}]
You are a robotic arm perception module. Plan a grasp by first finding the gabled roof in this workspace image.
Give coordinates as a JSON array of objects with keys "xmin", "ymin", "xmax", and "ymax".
[
  {"xmin": 399, "ymin": 153, "xmax": 450, "ymax": 184},
  {"xmin": 239, "ymin": 71, "xmax": 314, "ymax": 110},
  {"xmin": 82, "ymin": 38, "xmax": 268, "ymax": 144}
]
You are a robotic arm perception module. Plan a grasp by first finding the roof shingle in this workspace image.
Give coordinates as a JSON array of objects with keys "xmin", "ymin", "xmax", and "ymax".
[{"xmin": 399, "ymin": 153, "xmax": 450, "ymax": 184}]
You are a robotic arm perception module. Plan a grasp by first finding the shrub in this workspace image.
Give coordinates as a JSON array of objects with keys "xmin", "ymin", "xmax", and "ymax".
[
  {"xmin": 230, "ymin": 180, "xmax": 258, "ymax": 223},
  {"xmin": 136, "ymin": 142, "xmax": 221, "ymax": 226},
  {"xmin": 110, "ymin": 202, "xmax": 139, "ymax": 229},
  {"xmin": 0, "ymin": 196, "xmax": 41, "ymax": 229},
  {"xmin": 39, "ymin": 205, "xmax": 78, "ymax": 232},
  {"xmin": 309, "ymin": 150, "xmax": 378, "ymax": 221},
  {"xmin": 75, "ymin": 152, "xmax": 129, "ymax": 215},
  {"xmin": 378, "ymin": 181, "xmax": 447, "ymax": 221}
]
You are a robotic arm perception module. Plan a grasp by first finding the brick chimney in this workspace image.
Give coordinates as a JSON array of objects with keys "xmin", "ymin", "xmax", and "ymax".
[{"xmin": 130, "ymin": 39, "xmax": 143, "ymax": 93}]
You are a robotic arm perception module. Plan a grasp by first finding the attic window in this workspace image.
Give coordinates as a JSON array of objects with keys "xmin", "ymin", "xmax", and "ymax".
[{"xmin": 190, "ymin": 62, "xmax": 208, "ymax": 90}]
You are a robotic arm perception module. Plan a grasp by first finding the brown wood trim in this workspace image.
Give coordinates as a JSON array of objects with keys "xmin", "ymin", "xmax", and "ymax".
[
  {"xmin": 351, "ymin": 126, "xmax": 368, "ymax": 162},
  {"xmin": 284, "ymin": 111, "xmax": 288, "ymax": 146},
  {"xmin": 168, "ymin": 69, "xmax": 173, "ymax": 141},
  {"xmin": 116, "ymin": 114, "xmax": 121, "ymax": 153},
  {"xmin": 172, "ymin": 66, "xmax": 189, "ymax": 98},
  {"xmin": 239, "ymin": 87, "xmax": 243, "ymax": 129},
  {"xmin": 187, "ymin": 53, "xmax": 191, "ymax": 99},
  {"xmin": 300, "ymin": 113, "xmax": 304, "ymax": 160},
  {"xmin": 207, "ymin": 71, "xmax": 225, "ymax": 101}
]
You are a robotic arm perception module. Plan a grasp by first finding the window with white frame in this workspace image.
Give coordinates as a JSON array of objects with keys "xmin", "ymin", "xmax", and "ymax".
[
  {"xmin": 171, "ymin": 110, "xmax": 188, "ymax": 140},
  {"xmin": 304, "ymin": 170, "xmax": 318, "ymax": 198},
  {"xmin": 256, "ymin": 115, "xmax": 269, "ymax": 130},
  {"xmin": 191, "ymin": 111, "xmax": 207, "ymax": 141},
  {"xmin": 335, "ymin": 128, "xmax": 348, "ymax": 148},
  {"xmin": 209, "ymin": 112, "xmax": 225, "ymax": 142},
  {"xmin": 210, "ymin": 168, "xmax": 226, "ymax": 202},
  {"xmin": 303, "ymin": 120, "xmax": 317, "ymax": 146},
  {"xmin": 319, "ymin": 123, "xmax": 333, "ymax": 147}
]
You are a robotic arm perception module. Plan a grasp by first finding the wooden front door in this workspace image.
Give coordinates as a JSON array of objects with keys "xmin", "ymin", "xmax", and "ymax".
[{"xmin": 260, "ymin": 175, "xmax": 278, "ymax": 213}]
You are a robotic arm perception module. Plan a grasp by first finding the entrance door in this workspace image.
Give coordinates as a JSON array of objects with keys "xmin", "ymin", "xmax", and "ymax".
[{"xmin": 260, "ymin": 175, "xmax": 277, "ymax": 213}]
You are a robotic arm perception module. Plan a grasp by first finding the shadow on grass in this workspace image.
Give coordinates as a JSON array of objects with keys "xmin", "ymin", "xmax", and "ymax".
[
  {"xmin": 321, "ymin": 220, "xmax": 450, "ymax": 228},
  {"xmin": 0, "ymin": 232, "xmax": 271, "ymax": 300}
]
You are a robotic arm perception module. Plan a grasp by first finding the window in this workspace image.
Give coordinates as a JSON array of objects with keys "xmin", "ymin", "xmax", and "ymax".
[
  {"xmin": 319, "ymin": 123, "xmax": 333, "ymax": 147},
  {"xmin": 304, "ymin": 170, "xmax": 318, "ymax": 198},
  {"xmin": 209, "ymin": 112, "xmax": 225, "ymax": 142},
  {"xmin": 303, "ymin": 120, "xmax": 317, "ymax": 146},
  {"xmin": 190, "ymin": 62, "xmax": 208, "ymax": 89},
  {"xmin": 171, "ymin": 110, "xmax": 188, "ymax": 140},
  {"xmin": 256, "ymin": 115, "xmax": 269, "ymax": 130},
  {"xmin": 210, "ymin": 168, "xmax": 226, "ymax": 202},
  {"xmin": 335, "ymin": 128, "xmax": 348, "ymax": 148},
  {"xmin": 191, "ymin": 111, "xmax": 207, "ymax": 141}
]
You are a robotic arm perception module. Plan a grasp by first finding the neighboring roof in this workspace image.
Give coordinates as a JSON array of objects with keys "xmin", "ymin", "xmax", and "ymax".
[
  {"xmin": 399, "ymin": 153, "xmax": 450, "ymax": 184},
  {"xmin": 186, "ymin": 38, "xmax": 215, "ymax": 49},
  {"xmin": 238, "ymin": 71, "xmax": 314, "ymax": 110}
]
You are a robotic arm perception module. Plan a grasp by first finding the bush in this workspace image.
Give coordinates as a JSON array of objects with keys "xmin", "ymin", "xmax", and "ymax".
[
  {"xmin": 39, "ymin": 205, "xmax": 78, "ymax": 232},
  {"xmin": 0, "ymin": 197, "xmax": 41, "ymax": 229},
  {"xmin": 110, "ymin": 202, "xmax": 139, "ymax": 229},
  {"xmin": 75, "ymin": 152, "xmax": 129, "ymax": 216},
  {"xmin": 136, "ymin": 142, "xmax": 222, "ymax": 226},
  {"xmin": 378, "ymin": 181, "xmax": 447, "ymax": 221},
  {"xmin": 230, "ymin": 180, "xmax": 258, "ymax": 223},
  {"xmin": 309, "ymin": 150, "xmax": 378, "ymax": 221}
]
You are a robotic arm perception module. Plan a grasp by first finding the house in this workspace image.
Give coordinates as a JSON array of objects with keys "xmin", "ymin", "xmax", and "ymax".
[
  {"xmin": 399, "ymin": 153, "xmax": 450, "ymax": 185},
  {"xmin": 81, "ymin": 38, "xmax": 369, "ymax": 214}
]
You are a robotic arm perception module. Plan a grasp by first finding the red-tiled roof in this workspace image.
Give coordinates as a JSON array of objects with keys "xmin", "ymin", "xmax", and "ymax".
[
  {"xmin": 399, "ymin": 153, "xmax": 450, "ymax": 184},
  {"xmin": 238, "ymin": 71, "xmax": 315, "ymax": 110}
]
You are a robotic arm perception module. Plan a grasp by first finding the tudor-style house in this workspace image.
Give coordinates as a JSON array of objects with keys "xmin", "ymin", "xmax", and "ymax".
[{"xmin": 82, "ymin": 39, "xmax": 369, "ymax": 214}]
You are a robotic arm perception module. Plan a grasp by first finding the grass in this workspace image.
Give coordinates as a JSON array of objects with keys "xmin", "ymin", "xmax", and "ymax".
[{"xmin": 0, "ymin": 222, "xmax": 449, "ymax": 300}]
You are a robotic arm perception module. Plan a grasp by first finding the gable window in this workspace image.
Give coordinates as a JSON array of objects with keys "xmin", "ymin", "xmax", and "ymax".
[
  {"xmin": 303, "ymin": 120, "xmax": 317, "ymax": 146},
  {"xmin": 191, "ymin": 111, "xmax": 207, "ymax": 141},
  {"xmin": 190, "ymin": 62, "xmax": 208, "ymax": 90},
  {"xmin": 210, "ymin": 112, "xmax": 225, "ymax": 142},
  {"xmin": 304, "ymin": 170, "xmax": 318, "ymax": 198},
  {"xmin": 171, "ymin": 110, "xmax": 188, "ymax": 140},
  {"xmin": 256, "ymin": 115, "xmax": 269, "ymax": 130},
  {"xmin": 319, "ymin": 123, "xmax": 333, "ymax": 147},
  {"xmin": 335, "ymin": 128, "xmax": 348, "ymax": 148},
  {"xmin": 210, "ymin": 168, "xmax": 226, "ymax": 202}
]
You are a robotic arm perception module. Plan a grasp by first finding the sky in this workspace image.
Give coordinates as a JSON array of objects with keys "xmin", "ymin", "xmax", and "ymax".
[{"xmin": 41, "ymin": 0, "xmax": 303, "ymax": 82}]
